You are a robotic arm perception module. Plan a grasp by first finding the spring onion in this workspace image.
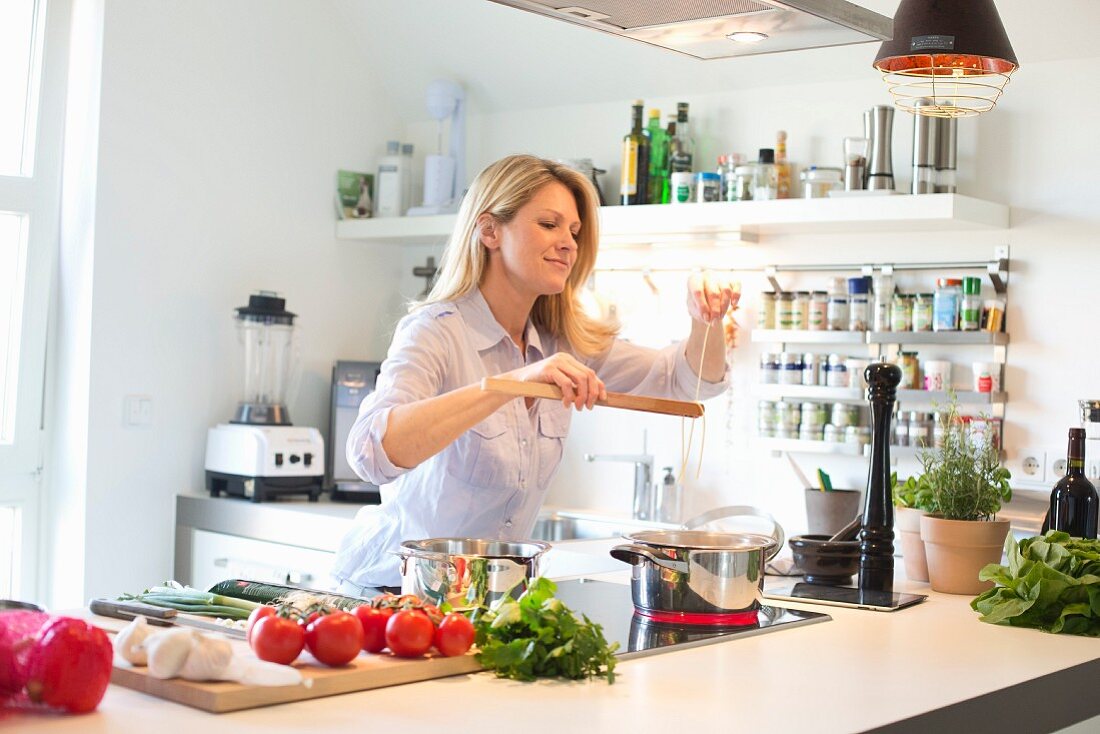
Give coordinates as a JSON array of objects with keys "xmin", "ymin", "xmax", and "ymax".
[{"xmin": 119, "ymin": 582, "xmax": 262, "ymax": 620}]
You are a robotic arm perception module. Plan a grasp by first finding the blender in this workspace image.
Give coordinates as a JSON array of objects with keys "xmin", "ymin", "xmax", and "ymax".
[{"xmin": 204, "ymin": 292, "xmax": 324, "ymax": 502}]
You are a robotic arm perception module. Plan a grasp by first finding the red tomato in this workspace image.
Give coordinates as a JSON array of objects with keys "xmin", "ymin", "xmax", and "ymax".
[
  {"xmin": 354, "ymin": 605, "xmax": 393, "ymax": 654},
  {"xmin": 24, "ymin": 617, "xmax": 113, "ymax": 714},
  {"xmin": 433, "ymin": 613, "xmax": 475, "ymax": 657},
  {"xmin": 251, "ymin": 616, "xmax": 305, "ymax": 665},
  {"xmin": 385, "ymin": 609, "xmax": 434, "ymax": 658},
  {"xmin": 305, "ymin": 611, "xmax": 363, "ymax": 667},
  {"xmin": 0, "ymin": 610, "xmax": 49, "ymax": 694},
  {"xmin": 246, "ymin": 606, "xmax": 276, "ymax": 644}
]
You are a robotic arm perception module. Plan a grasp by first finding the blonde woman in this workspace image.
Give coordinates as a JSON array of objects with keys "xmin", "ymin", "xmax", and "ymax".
[{"xmin": 333, "ymin": 154, "xmax": 738, "ymax": 594}]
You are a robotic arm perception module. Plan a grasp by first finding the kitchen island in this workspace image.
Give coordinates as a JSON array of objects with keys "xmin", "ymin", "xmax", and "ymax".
[{"xmin": 10, "ymin": 533, "xmax": 1100, "ymax": 734}]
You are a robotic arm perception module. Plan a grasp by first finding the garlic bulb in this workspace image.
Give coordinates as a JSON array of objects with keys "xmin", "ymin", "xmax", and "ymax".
[
  {"xmin": 114, "ymin": 616, "xmax": 153, "ymax": 666},
  {"xmin": 179, "ymin": 634, "xmax": 234, "ymax": 681},
  {"xmin": 144, "ymin": 628, "xmax": 197, "ymax": 679}
]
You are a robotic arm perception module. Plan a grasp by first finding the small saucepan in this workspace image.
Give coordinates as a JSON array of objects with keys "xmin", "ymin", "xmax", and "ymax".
[{"xmin": 611, "ymin": 507, "xmax": 784, "ymax": 624}]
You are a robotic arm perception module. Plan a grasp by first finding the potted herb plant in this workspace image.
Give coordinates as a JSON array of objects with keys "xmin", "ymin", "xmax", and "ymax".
[
  {"xmin": 893, "ymin": 472, "xmax": 933, "ymax": 583},
  {"xmin": 911, "ymin": 397, "xmax": 1013, "ymax": 595}
]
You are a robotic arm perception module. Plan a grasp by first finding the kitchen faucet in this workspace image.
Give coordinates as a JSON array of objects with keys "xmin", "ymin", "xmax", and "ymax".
[{"xmin": 584, "ymin": 431, "xmax": 656, "ymax": 521}]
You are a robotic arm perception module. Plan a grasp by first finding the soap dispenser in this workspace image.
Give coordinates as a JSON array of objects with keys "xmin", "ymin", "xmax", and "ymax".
[{"xmin": 657, "ymin": 467, "xmax": 682, "ymax": 524}]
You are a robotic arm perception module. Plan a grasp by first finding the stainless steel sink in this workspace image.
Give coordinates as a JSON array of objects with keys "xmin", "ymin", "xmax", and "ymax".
[{"xmin": 531, "ymin": 510, "xmax": 679, "ymax": 542}]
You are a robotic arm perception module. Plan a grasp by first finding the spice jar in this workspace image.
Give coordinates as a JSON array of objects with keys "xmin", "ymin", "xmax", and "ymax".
[
  {"xmin": 792, "ymin": 291, "xmax": 810, "ymax": 330},
  {"xmin": 695, "ymin": 171, "xmax": 721, "ymax": 203},
  {"xmin": 733, "ymin": 164, "xmax": 755, "ymax": 201},
  {"xmin": 800, "ymin": 167, "xmax": 843, "ymax": 198},
  {"xmin": 757, "ymin": 400, "xmax": 778, "ymax": 437},
  {"xmin": 757, "ymin": 291, "xmax": 776, "ymax": 329},
  {"xmin": 912, "ymin": 293, "xmax": 934, "ymax": 332},
  {"xmin": 808, "ymin": 291, "xmax": 828, "ymax": 331},
  {"xmin": 801, "ymin": 402, "xmax": 827, "ymax": 427},
  {"xmin": 827, "ymin": 277, "xmax": 849, "ymax": 331},
  {"xmin": 960, "ymin": 276, "xmax": 982, "ymax": 331},
  {"xmin": 778, "ymin": 352, "xmax": 804, "ymax": 385},
  {"xmin": 759, "ymin": 353, "xmax": 780, "ymax": 384},
  {"xmin": 830, "ymin": 403, "xmax": 860, "ymax": 428},
  {"xmin": 776, "ymin": 291, "xmax": 796, "ymax": 330},
  {"xmin": 847, "ymin": 276, "xmax": 870, "ymax": 331},
  {"xmin": 800, "ymin": 424, "xmax": 825, "ymax": 441},
  {"xmin": 825, "ymin": 354, "xmax": 849, "ymax": 388},
  {"xmin": 890, "ymin": 294, "xmax": 912, "ymax": 332},
  {"xmin": 908, "ymin": 411, "xmax": 933, "ymax": 448},
  {"xmin": 776, "ymin": 401, "xmax": 801, "ymax": 432},
  {"xmin": 895, "ymin": 351, "xmax": 920, "ymax": 389},
  {"xmin": 845, "ymin": 426, "xmax": 872, "ymax": 449},
  {"xmin": 823, "ymin": 423, "xmax": 842, "ymax": 443},
  {"xmin": 894, "ymin": 413, "xmax": 909, "ymax": 447},
  {"xmin": 933, "ymin": 278, "xmax": 962, "ymax": 332},
  {"xmin": 802, "ymin": 353, "xmax": 822, "ymax": 386}
]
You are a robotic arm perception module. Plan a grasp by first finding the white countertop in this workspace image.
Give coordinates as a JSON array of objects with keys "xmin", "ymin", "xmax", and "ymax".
[{"xmin": 10, "ymin": 535, "xmax": 1100, "ymax": 733}]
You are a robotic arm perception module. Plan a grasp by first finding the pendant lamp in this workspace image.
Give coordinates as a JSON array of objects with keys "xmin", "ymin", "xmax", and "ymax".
[{"xmin": 873, "ymin": 0, "xmax": 1018, "ymax": 117}]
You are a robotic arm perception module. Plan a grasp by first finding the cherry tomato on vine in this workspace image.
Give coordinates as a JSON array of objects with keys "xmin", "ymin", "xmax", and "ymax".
[
  {"xmin": 354, "ymin": 605, "xmax": 393, "ymax": 654},
  {"xmin": 305, "ymin": 611, "xmax": 363, "ymax": 667},
  {"xmin": 251, "ymin": 615, "xmax": 305, "ymax": 665},
  {"xmin": 246, "ymin": 606, "xmax": 276, "ymax": 644},
  {"xmin": 385, "ymin": 610, "xmax": 434, "ymax": 658},
  {"xmin": 433, "ymin": 613, "xmax": 475, "ymax": 657}
]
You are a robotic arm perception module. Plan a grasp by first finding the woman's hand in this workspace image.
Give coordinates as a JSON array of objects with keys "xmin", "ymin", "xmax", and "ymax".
[
  {"xmin": 500, "ymin": 352, "xmax": 606, "ymax": 410},
  {"xmin": 686, "ymin": 271, "xmax": 741, "ymax": 324}
]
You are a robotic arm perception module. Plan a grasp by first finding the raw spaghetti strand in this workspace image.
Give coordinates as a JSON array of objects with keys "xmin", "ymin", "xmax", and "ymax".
[{"xmin": 678, "ymin": 321, "xmax": 711, "ymax": 483}]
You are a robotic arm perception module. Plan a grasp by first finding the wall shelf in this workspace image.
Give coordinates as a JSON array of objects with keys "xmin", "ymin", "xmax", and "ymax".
[
  {"xmin": 753, "ymin": 330, "xmax": 1009, "ymax": 346},
  {"xmin": 755, "ymin": 384, "xmax": 1007, "ymax": 407},
  {"xmin": 335, "ymin": 193, "xmax": 1009, "ymax": 246},
  {"xmin": 757, "ymin": 437, "xmax": 864, "ymax": 456}
]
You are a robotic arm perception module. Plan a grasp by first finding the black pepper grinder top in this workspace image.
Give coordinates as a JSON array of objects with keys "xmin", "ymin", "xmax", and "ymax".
[{"xmin": 859, "ymin": 360, "xmax": 902, "ymax": 593}]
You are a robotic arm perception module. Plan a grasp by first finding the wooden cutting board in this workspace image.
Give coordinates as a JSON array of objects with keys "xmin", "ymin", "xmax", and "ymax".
[{"xmin": 101, "ymin": 619, "xmax": 482, "ymax": 713}]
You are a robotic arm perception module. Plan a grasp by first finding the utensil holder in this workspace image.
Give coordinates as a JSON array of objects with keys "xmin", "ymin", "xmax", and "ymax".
[{"xmin": 804, "ymin": 489, "xmax": 863, "ymax": 536}]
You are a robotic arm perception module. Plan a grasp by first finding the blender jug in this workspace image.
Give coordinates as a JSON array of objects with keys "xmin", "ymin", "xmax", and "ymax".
[{"xmin": 232, "ymin": 292, "xmax": 297, "ymax": 425}]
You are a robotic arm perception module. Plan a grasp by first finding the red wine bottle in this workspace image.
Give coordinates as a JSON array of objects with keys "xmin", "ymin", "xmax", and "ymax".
[{"xmin": 1048, "ymin": 428, "xmax": 1099, "ymax": 539}]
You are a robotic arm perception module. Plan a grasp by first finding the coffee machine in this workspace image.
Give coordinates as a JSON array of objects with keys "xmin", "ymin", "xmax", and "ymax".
[
  {"xmin": 328, "ymin": 360, "xmax": 383, "ymax": 503},
  {"xmin": 204, "ymin": 292, "xmax": 324, "ymax": 502}
]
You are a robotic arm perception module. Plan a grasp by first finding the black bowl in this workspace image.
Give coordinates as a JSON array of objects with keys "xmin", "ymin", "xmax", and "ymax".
[{"xmin": 788, "ymin": 534, "xmax": 861, "ymax": 585}]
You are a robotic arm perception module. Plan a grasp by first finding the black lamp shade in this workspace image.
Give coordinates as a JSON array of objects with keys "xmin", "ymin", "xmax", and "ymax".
[{"xmin": 874, "ymin": 0, "xmax": 1018, "ymax": 75}]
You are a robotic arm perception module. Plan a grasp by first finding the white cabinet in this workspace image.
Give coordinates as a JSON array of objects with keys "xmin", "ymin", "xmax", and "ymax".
[{"xmin": 187, "ymin": 529, "xmax": 336, "ymax": 593}]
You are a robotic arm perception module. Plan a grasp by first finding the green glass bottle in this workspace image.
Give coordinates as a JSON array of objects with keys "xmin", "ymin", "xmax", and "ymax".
[
  {"xmin": 661, "ymin": 115, "xmax": 677, "ymax": 203},
  {"xmin": 646, "ymin": 108, "xmax": 667, "ymax": 206},
  {"xmin": 620, "ymin": 100, "xmax": 651, "ymax": 205}
]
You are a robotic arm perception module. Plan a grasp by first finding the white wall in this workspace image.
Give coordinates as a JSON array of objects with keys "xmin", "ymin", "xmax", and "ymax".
[
  {"xmin": 44, "ymin": 0, "xmax": 409, "ymax": 607},
  {"xmin": 397, "ymin": 56, "xmax": 1100, "ymax": 537}
]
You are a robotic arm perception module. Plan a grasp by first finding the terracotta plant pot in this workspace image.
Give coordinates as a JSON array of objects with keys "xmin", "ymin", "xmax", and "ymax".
[
  {"xmin": 919, "ymin": 515, "xmax": 1011, "ymax": 595},
  {"xmin": 895, "ymin": 506, "xmax": 929, "ymax": 583}
]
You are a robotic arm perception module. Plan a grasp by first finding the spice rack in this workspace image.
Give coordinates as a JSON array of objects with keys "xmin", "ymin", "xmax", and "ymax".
[{"xmin": 752, "ymin": 249, "xmax": 1011, "ymax": 459}]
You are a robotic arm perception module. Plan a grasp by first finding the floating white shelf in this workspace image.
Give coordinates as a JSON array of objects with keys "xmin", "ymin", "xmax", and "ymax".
[
  {"xmin": 753, "ymin": 329, "xmax": 1009, "ymax": 346},
  {"xmin": 335, "ymin": 193, "xmax": 1009, "ymax": 246},
  {"xmin": 756, "ymin": 437, "xmax": 864, "ymax": 456},
  {"xmin": 755, "ymin": 384, "xmax": 1006, "ymax": 406}
]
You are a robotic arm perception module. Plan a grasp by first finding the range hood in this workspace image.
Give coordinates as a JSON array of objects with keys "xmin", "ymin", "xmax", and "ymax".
[{"xmin": 488, "ymin": 0, "xmax": 893, "ymax": 60}]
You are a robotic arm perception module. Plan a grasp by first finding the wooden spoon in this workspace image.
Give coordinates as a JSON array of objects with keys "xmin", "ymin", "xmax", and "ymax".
[{"xmin": 480, "ymin": 377, "xmax": 704, "ymax": 418}]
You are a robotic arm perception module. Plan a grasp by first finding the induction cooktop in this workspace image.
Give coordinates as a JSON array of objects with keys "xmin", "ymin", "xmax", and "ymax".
[{"xmin": 553, "ymin": 579, "xmax": 831, "ymax": 660}]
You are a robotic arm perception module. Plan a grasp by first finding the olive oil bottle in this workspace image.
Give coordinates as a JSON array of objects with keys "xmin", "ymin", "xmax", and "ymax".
[{"xmin": 620, "ymin": 100, "xmax": 651, "ymax": 205}]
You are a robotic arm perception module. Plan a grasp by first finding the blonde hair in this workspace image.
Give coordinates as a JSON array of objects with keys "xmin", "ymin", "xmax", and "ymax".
[{"xmin": 417, "ymin": 154, "xmax": 617, "ymax": 357}]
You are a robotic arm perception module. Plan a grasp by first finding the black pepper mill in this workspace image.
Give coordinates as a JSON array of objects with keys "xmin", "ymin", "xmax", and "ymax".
[{"xmin": 859, "ymin": 361, "xmax": 902, "ymax": 593}]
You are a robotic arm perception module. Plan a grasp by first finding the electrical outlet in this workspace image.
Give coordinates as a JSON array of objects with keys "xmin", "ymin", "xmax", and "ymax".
[
  {"xmin": 1050, "ymin": 456, "xmax": 1068, "ymax": 480},
  {"xmin": 1016, "ymin": 448, "xmax": 1046, "ymax": 483}
]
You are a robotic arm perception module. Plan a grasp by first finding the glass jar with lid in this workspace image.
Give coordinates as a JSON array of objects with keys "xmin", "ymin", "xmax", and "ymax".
[
  {"xmin": 960, "ymin": 276, "xmax": 982, "ymax": 331},
  {"xmin": 890, "ymin": 294, "xmax": 913, "ymax": 332},
  {"xmin": 847, "ymin": 276, "xmax": 870, "ymax": 331},
  {"xmin": 759, "ymin": 352, "xmax": 780, "ymax": 384},
  {"xmin": 800, "ymin": 167, "xmax": 843, "ymax": 198},
  {"xmin": 757, "ymin": 291, "xmax": 776, "ymax": 329},
  {"xmin": 802, "ymin": 353, "xmax": 822, "ymax": 386},
  {"xmin": 792, "ymin": 291, "xmax": 810, "ymax": 330},
  {"xmin": 933, "ymin": 278, "xmax": 963, "ymax": 331},
  {"xmin": 757, "ymin": 400, "xmax": 778, "ymax": 437},
  {"xmin": 894, "ymin": 412, "xmax": 909, "ymax": 447},
  {"xmin": 733, "ymin": 164, "xmax": 755, "ymax": 201},
  {"xmin": 825, "ymin": 354, "xmax": 849, "ymax": 388},
  {"xmin": 776, "ymin": 292, "xmax": 796, "ymax": 330},
  {"xmin": 908, "ymin": 411, "xmax": 933, "ymax": 448},
  {"xmin": 778, "ymin": 352, "xmax": 804, "ymax": 385},
  {"xmin": 895, "ymin": 351, "xmax": 920, "ymax": 389},
  {"xmin": 827, "ymin": 277, "xmax": 849, "ymax": 331},
  {"xmin": 912, "ymin": 293, "xmax": 934, "ymax": 332},
  {"xmin": 808, "ymin": 291, "xmax": 828, "ymax": 331}
]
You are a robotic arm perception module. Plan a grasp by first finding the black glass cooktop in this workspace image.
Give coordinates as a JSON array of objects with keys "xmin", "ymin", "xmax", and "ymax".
[{"xmin": 553, "ymin": 579, "xmax": 831, "ymax": 660}]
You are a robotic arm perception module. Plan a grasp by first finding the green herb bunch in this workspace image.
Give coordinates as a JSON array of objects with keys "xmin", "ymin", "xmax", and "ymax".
[
  {"xmin": 470, "ymin": 578, "xmax": 618, "ymax": 683},
  {"xmin": 972, "ymin": 531, "xmax": 1100, "ymax": 636},
  {"xmin": 903, "ymin": 395, "xmax": 1011, "ymax": 521}
]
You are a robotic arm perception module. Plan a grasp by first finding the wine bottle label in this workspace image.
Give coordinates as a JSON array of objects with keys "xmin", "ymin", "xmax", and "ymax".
[
  {"xmin": 621, "ymin": 141, "xmax": 638, "ymax": 196},
  {"xmin": 1070, "ymin": 458, "xmax": 1084, "ymax": 469}
]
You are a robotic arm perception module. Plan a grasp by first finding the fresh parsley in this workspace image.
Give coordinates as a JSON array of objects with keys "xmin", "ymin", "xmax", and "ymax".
[{"xmin": 470, "ymin": 577, "xmax": 618, "ymax": 683}]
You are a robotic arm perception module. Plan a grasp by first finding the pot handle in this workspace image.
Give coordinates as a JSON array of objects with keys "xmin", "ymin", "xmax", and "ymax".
[
  {"xmin": 681, "ymin": 505, "xmax": 785, "ymax": 561},
  {"xmin": 610, "ymin": 544, "xmax": 689, "ymax": 574}
]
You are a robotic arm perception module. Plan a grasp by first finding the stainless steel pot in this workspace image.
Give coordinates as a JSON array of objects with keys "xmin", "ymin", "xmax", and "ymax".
[
  {"xmin": 611, "ymin": 507, "xmax": 784, "ymax": 622},
  {"xmin": 395, "ymin": 538, "xmax": 551, "ymax": 611}
]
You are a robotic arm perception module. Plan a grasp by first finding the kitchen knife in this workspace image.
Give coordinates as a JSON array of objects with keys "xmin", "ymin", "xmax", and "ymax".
[
  {"xmin": 89, "ymin": 599, "xmax": 247, "ymax": 639},
  {"xmin": 480, "ymin": 377, "xmax": 705, "ymax": 418}
]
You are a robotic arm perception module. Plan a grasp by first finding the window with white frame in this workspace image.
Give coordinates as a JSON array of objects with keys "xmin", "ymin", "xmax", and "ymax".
[{"xmin": 0, "ymin": 0, "xmax": 68, "ymax": 602}]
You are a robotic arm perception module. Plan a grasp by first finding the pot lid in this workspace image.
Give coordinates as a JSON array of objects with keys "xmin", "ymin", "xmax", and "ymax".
[
  {"xmin": 399, "ymin": 537, "xmax": 550, "ymax": 559},
  {"xmin": 626, "ymin": 529, "xmax": 777, "ymax": 551}
]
